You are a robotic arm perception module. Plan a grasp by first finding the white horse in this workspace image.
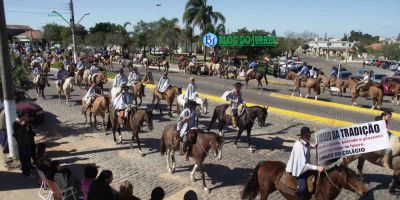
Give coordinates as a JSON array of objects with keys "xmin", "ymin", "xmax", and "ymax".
[
  {"xmin": 57, "ymin": 77, "xmax": 74, "ymax": 106},
  {"xmin": 176, "ymin": 94, "xmax": 208, "ymax": 118}
]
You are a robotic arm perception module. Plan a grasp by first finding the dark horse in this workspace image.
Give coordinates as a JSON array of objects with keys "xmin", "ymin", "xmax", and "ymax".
[
  {"xmin": 208, "ymin": 105, "xmax": 268, "ymax": 151},
  {"xmin": 107, "ymin": 106, "xmax": 153, "ymax": 156},
  {"xmin": 160, "ymin": 126, "xmax": 223, "ymax": 192},
  {"xmin": 245, "ymin": 70, "xmax": 268, "ymax": 93},
  {"xmin": 241, "ymin": 161, "xmax": 368, "ymax": 200},
  {"xmin": 35, "ymin": 74, "xmax": 48, "ymax": 99}
]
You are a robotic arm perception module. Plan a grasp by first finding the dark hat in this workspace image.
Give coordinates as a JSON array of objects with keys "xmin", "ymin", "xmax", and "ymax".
[
  {"xmin": 186, "ymin": 100, "xmax": 200, "ymax": 107},
  {"xmin": 132, "ymin": 66, "xmax": 137, "ymax": 70},
  {"xmin": 297, "ymin": 126, "xmax": 314, "ymax": 136},
  {"xmin": 119, "ymin": 68, "xmax": 124, "ymax": 73},
  {"xmin": 121, "ymin": 82, "xmax": 128, "ymax": 88},
  {"xmin": 163, "ymin": 72, "xmax": 168, "ymax": 75},
  {"xmin": 233, "ymin": 82, "xmax": 244, "ymax": 87}
]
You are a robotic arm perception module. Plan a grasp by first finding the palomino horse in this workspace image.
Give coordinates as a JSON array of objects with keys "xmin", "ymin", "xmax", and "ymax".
[
  {"xmin": 245, "ymin": 70, "xmax": 268, "ymax": 93},
  {"xmin": 176, "ymin": 94, "xmax": 208, "ymax": 125},
  {"xmin": 241, "ymin": 161, "xmax": 368, "ymax": 200},
  {"xmin": 286, "ymin": 71, "xmax": 297, "ymax": 80},
  {"xmin": 348, "ymin": 77, "xmax": 383, "ymax": 109},
  {"xmin": 208, "ymin": 105, "xmax": 268, "ymax": 152},
  {"xmin": 209, "ymin": 62, "xmax": 223, "ymax": 77},
  {"xmin": 35, "ymin": 74, "xmax": 48, "ymax": 99},
  {"xmin": 342, "ymin": 148, "xmax": 400, "ymax": 194},
  {"xmin": 158, "ymin": 60, "xmax": 169, "ymax": 72},
  {"xmin": 101, "ymin": 55, "xmax": 112, "ymax": 71},
  {"xmin": 86, "ymin": 71, "xmax": 108, "ymax": 94},
  {"xmin": 131, "ymin": 82, "xmax": 145, "ymax": 107},
  {"xmin": 291, "ymin": 76, "xmax": 321, "ymax": 100},
  {"xmin": 319, "ymin": 74, "xmax": 348, "ymax": 96},
  {"xmin": 107, "ymin": 106, "xmax": 153, "ymax": 156},
  {"xmin": 83, "ymin": 95, "xmax": 110, "ymax": 131},
  {"xmin": 152, "ymin": 86, "xmax": 182, "ymax": 117},
  {"xmin": 223, "ymin": 65, "xmax": 238, "ymax": 80},
  {"xmin": 386, "ymin": 81, "xmax": 400, "ymax": 106},
  {"xmin": 160, "ymin": 126, "xmax": 223, "ymax": 192},
  {"xmin": 142, "ymin": 58, "xmax": 149, "ymax": 69},
  {"xmin": 42, "ymin": 61, "xmax": 51, "ymax": 75},
  {"xmin": 56, "ymin": 77, "xmax": 74, "ymax": 106}
]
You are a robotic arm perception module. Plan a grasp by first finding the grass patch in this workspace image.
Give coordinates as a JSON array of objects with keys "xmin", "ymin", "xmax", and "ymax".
[
  {"xmin": 105, "ymin": 71, "xmax": 116, "ymax": 79},
  {"xmin": 51, "ymin": 61, "xmax": 63, "ymax": 69}
]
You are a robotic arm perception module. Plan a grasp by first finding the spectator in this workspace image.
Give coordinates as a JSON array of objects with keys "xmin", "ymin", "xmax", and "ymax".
[
  {"xmin": 38, "ymin": 155, "xmax": 52, "ymax": 176},
  {"xmin": 13, "ymin": 111, "xmax": 35, "ymax": 178},
  {"xmin": 48, "ymin": 160, "xmax": 69, "ymax": 191},
  {"xmin": 88, "ymin": 170, "xmax": 114, "ymax": 200},
  {"xmin": 119, "ymin": 180, "xmax": 140, "ymax": 200},
  {"xmin": 81, "ymin": 164, "xmax": 98, "ymax": 200},
  {"xmin": 150, "ymin": 187, "xmax": 165, "ymax": 200},
  {"xmin": 183, "ymin": 190, "xmax": 198, "ymax": 200},
  {"xmin": 0, "ymin": 108, "xmax": 9, "ymax": 153}
]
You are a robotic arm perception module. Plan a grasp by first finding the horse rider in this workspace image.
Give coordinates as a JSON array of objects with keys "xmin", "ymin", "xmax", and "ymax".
[
  {"xmin": 56, "ymin": 65, "xmax": 69, "ymax": 89},
  {"xmin": 89, "ymin": 62, "xmax": 100, "ymax": 83},
  {"xmin": 375, "ymin": 111, "xmax": 393, "ymax": 169},
  {"xmin": 296, "ymin": 62, "xmax": 310, "ymax": 85},
  {"xmin": 33, "ymin": 52, "xmax": 44, "ymax": 68},
  {"xmin": 177, "ymin": 100, "xmax": 199, "ymax": 161},
  {"xmin": 356, "ymin": 70, "xmax": 370, "ymax": 93},
  {"xmin": 113, "ymin": 68, "xmax": 128, "ymax": 96},
  {"xmin": 226, "ymin": 82, "xmax": 244, "ymax": 128},
  {"xmin": 112, "ymin": 83, "xmax": 133, "ymax": 123},
  {"xmin": 128, "ymin": 67, "xmax": 145, "ymax": 96},
  {"xmin": 309, "ymin": 66, "xmax": 318, "ymax": 79},
  {"xmin": 188, "ymin": 56, "xmax": 196, "ymax": 68},
  {"xmin": 32, "ymin": 64, "xmax": 48, "ymax": 86},
  {"xmin": 184, "ymin": 77, "xmax": 198, "ymax": 107},
  {"xmin": 156, "ymin": 72, "xmax": 171, "ymax": 99},
  {"xmin": 77, "ymin": 57, "xmax": 86, "ymax": 72},
  {"xmin": 286, "ymin": 127, "xmax": 324, "ymax": 199},
  {"xmin": 247, "ymin": 59, "xmax": 258, "ymax": 75},
  {"xmin": 82, "ymin": 83, "xmax": 98, "ymax": 110}
]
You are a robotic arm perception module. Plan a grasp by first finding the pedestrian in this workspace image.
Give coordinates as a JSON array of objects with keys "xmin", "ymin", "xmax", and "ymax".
[
  {"xmin": 38, "ymin": 155, "xmax": 52, "ymax": 177},
  {"xmin": 375, "ymin": 111, "xmax": 392, "ymax": 169},
  {"xmin": 225, "ymin": 82, "xmax": 244, "ymax": 128},
  {"xmin": 119, "ymin": 180, "xmax": 141, "ymax": 200},
  {"xmin": 13, "ymin": 111, "xmax": 36, "ymax": 178},
  {"xmin": 150, "ymin": 187, "xmax": 165, "ymax": 200},
  {"xmin": 285, "ymin": 126, "xmax": 324, "ymax": 199},
  {"xmin": 183, "ymin": 190, "xmax": 198, "ymax": 200},
  {"xmin": 88, "ymin": 170, "xmax": 115, "ymax": 200},
  {"xmin": 81, "ymin": 164, "xmax": 99, "ymax": 200},
  {"xmin": 0, "ymin": 108, "xmax": 9, "ymax": 153}
]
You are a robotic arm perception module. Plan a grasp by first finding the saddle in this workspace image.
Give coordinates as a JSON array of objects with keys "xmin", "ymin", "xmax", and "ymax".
[
  {"xmin": 277, "ymin": 172, "xmax": 316, "ymax": 196},
  {"xmin": 225, "ymin": 104, "xmax": 245, "ymax": 117}
]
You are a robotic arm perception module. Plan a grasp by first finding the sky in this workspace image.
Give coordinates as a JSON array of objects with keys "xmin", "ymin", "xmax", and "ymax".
[{"xmin": 4, "ymin": 0, "xmax": 400, "ymax": 38}]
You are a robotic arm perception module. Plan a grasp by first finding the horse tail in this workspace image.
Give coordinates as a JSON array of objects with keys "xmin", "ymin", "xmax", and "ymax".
[
  {"xmin": 241, "ymin": 161, "xmax": 262, "ymax": 200},
  {"xmin": 208, "ymin": 107, "xmax": 218, "ymax": 131},
  {"xmin": 160, "ymin": 133, "xmax": 167, "ymax": 156}
]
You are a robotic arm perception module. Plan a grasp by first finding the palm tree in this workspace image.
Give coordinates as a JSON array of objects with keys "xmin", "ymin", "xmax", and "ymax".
[
  {"xmin": 183, "ymin": 0, "xmax": 225, "ymax": 62},
  {"xmin": 157, "ymin": 18, "xmax": 181, "ymax": 61},
  {"xmin": 182, "ymin": 25, "xmax": 196, "ymax": 55}
]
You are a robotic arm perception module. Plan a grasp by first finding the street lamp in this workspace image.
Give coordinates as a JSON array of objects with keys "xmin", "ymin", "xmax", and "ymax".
[
  {"xmin": 326, "ymin": 42, "xmax": 331, "ymax": 61},
  {"xmin": 156, "ymin": 4, "xmax": 161, "ymax": 21}
]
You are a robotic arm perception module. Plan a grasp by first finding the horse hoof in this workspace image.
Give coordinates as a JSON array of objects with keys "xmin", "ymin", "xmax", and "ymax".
[
  {"xmin": 291, "ymin": 93, "xmax": 294, "ymax": 96},
  {"xmin": 249, "ymin": 147, "xmax": 254, "ymax": 152},
  {"xmin": 140, "ymin": 153, "xmax": 145, "ymax": 157},
  {"xmin": 191, "ymin": 175, "xmax": 195, "ymax": 182},
  {"xmin": 204, "ymin": 187, "xmax": 210, "ymax": 193},
  {"xmin": 168, "ymin": 169, "xmax": 172, "ymax": 174},
  {"xmin": 234, "ymin": 144, "xmax": 238, "ymax": 149}
]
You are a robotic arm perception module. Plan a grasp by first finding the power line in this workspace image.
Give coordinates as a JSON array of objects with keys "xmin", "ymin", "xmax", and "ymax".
[
  {"xmin": 5, "ymin": 0, "xmax": 68, "ymax": 6},
  {"xmin": 6, "ymin": 10, "xmax": 67, "ymax": 15},
  {"xmin": 5, "ymin": 2, "xmax": 68, "ymax": 10}
]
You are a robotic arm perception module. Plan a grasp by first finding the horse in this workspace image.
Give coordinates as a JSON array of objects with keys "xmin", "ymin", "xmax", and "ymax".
[
  {"xmin": 209, "ymin": 62, "xmax": 223, "ymax": 77},
  {"xmin": 83, "ymin": 95, "xmax": 110, "ymax": 131},
  {"xmin": 75, "ymin": 68, "xmax": 85, "ymax": 88},
  {"xmin": 319, "ymin": 75, "xmax": 348, "ymax": 96},
  {"xmin": 121, "ymin": 58, "xmax": 133, "ymax": 69},
  {"xmin": 176, "ymin": 94, "xmax": 209, "ymax": 124},
  {"xmin": 56, "ymin": 77, "xmax": 74, "ymax": 106},
  {"xmin": 245, "ymin": 70, "xmax": 268, "ymax": 93},
  {"xmin": 42, "ymin": 61, "xmax": 51, "ymax": 75},
  {"xmin": 286, "ymin": 71, "xmax": 297, "ymax": 80},
  {"xmin": 342, "ymin": 150, "xmax": 400, "ymax": 194},
  {"xmin": 241, "ymin": 161, "xmax": 368, "ymax": 200},
  {"xmin": 223, "ymin": 65, "xmax": 238, "ymax": 80},
  {"xmin": 178, "ymin": 60, "xmax": 188, "ymax": 73},
  {"xmin": 131, "ymin": 82, "xmax": 146, "ymax": 107},
  {"xmin": 386, "ymin": 81, "xmax": 400, "ymax": 106},
  {"xmin": 160, "ymin": 126, "xmax": 223, "ymax": 192},
  {"xmin": 142, "ymin": 58, "xmax": 149, "ymax": 69},
  {"xmin": 158, "ymin": 60, "xmax": 169, "ymax": 72},
  {"xmin": 86, "ymin": 71, "xmax": 108, "ymax": 94},
  {"xmin": 35, "ymin": 74, "xmax": 48, "ymax": 99},
  {"xmin": 107, "ymin": 106, "xmax": 153, "ymax": 156},
  {"xmin": 348, "ymin": 77, "xmax": 383, "ymax": 109},
  {"xmin": 291, "ymin": 76, "xmax": 321, "ymax": 100},
  {"xmin": 101, "ymin": 55, "xmax": 112, "ymax": 71},
  {"xmin": 152, "ymin": 86, "xmax": 182, "ymax": 117},
  {"xmin": 208, "ymin": 105, "xmax": 268, "ymax": 152}
]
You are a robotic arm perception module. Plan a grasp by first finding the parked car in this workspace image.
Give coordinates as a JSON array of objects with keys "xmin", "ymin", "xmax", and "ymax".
[
  {"xmin": 365, "ymin": 59, "xmax": 377, "ymax": 66},
  {"xmin": 15, "ymin": 90, "xmax": 44, "ymax": 125},
  {"xmin": 382, "ymin": 61, "xmax": 395, "ymax": 69},
  {"xmin": 371, "ymin": 74, "xmax": 387, "ymax": 84},
  {"xmin": 337, "ymin": 71, "xmax": 354, "ymax": 80},
  {"xmin": 382, "ymin": 77, "xmax": 400, "ymax": 95},
  {"xmin": 357, "ymin": 67, "xmax": 370, "ymax": 77},
  {"xmin": 390, "ymin": 63, "xmax": 400, "ymax": 71},
  {"xmin": 376, "ymin": 60, "xmax": 384, "ymax": 67}
]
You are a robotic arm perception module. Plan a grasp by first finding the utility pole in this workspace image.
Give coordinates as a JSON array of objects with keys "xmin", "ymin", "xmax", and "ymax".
[
  {"xmin": 69, "ymin": 0, "xmax": 78, "ymax": 64},
  {"xmin": 0, "ymin": 0, "xmax": 18, "ymax": 158}
]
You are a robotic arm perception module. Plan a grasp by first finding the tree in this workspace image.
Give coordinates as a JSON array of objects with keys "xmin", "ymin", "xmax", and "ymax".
[
  {"xmin": 182, "ymin": 25, "xmax": 196, "ymax": 54},
  {"xmin": 132, "ymin": 20, "xmax": 157, "ymax": 54},
  {"xmin": 271, "ymin": 29, "xmax": 276, "ymax": 36},
  {"xmin": 300, "ymin": 31, "xmax": 318, "ymax": 42},
  {"xmin": 42, "ymin": 23, "xmax": 66, "ymax": 44},
  {"xmin": 342, "ymin": 33, "xmax": 348, "ymax": 41},
  {"xmin": 157, "ymin": 18, "xmax": 181, "ymax": 61},
  {"xmin": 60, "ymin": 24, "xmax": 88, "ymax": 48},
  {"xmin": 397, "ymin": 33, "xmax": 400, "ymax": 41},
  {"xmin": 182, "ymin": 0, "xmax": 226, "ymax": 62},
  {"xmin": 89, "ymin": 22, "xmax": 120, "ymax": 33},
  {"xmin": 324, "ymin": 32, "xmax": 327, "ymax": 41},
  {"xmin": 301, "ymin": 44, "xmax": 310, "ymax": 51},
  {"xmin": 348, "ymin": 30, "xmax": 379, "ymax": 45},
  {"xmin": 285, "ymin": 31, "xmax": 302, "ymax": 57},
  {"xmin": 224, "ymin": 28, "xmax": 270, "ymax": 60},
  {"xmin": 382, "ymin": 44, "xmax": 400, "ymax": 60}
]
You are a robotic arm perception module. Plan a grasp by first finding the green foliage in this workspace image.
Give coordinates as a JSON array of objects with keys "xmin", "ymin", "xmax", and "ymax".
[
  {"xmin": 89, "ymin": 22, "xmax": 120, "ymax": 33},
  {"xmin": 42, "ymin": 23, "xmax": 68, "ymax": 43},
  {"xmin": 301, "ymin": 44, "xmax": 310, "ymax": 51},
  {"xmin": 348, "ymin": 30, "xmax": 379, "ymax": 45},
  {"xmin": 2, "ymin": 54, "xmax": 34, "ymax": 91},
  {"xmin": 382, "ymin": 44, "xmax": 400, "ymax": 60},
  {"xmin": 157, "ymin": 18, "xmax": 181, "ymax": 57},
  {"xmin": 51, "ymin": 61, "xmax": 64, "ymax": 69}
]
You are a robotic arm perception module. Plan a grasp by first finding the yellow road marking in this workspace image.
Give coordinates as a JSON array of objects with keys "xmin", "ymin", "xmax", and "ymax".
[{"xmin": 270, "ymin": 92, "xmax": 400, "ymax": 120}]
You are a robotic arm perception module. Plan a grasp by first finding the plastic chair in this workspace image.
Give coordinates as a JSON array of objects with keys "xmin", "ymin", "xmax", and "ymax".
[{"xmin": 36, "ymin": 168, "xmax": 77, "ymax": 200}]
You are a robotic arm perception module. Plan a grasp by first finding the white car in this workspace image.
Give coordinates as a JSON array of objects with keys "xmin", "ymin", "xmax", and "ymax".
[
  {"xmin": 390, "ymin": 63, "xmax": 400, "ymax": 71},
  {"xmin": 365, "ymin": 59, "xmax": 377, "ymax": 66}
]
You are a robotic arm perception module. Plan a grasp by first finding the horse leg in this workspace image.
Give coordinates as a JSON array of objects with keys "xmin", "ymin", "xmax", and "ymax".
[
  {"xmin": 93, "ymin": 114, "xmax": 98, "ymax": 130},
  {"xmin": 89, "ymin": 111, "xmax": 93, "ymax": 126},
  {"xmin": 134, "ymin": 96, "xmax": 138, "ymax": 107},
  {"xmin": 102, "ymin": 115, "xmax": 106, "ymax": 132},
  {"xmin": 166, "ymin": 149, "xmax": 172, "ymax": 173},
  {"xmin": 138, "ymin": 96, "xmax": 142, "ymax": 107},
  {"xmin": 247, "ymin": 129, "xmax": 254, "ymax": 152},
  {"xmin": 234, "ymin": 129, "xmax": 244, "ymax": 149},
  {"xmin": 356, "ymin": 158, "xmax": 366, "ymax": 181},
  {"xmin": 190, "ymin": 164, "xmax": 198, "ymax": 181},
  {"xmin": 199, "ymin": 164, "xmax": 209, "ymax": 192},
  {"xmin": 171, "ymin": 151, "xmax": 176, "ymax": 172},
  {"xmin": 130, "ymin": 134, "xmax": 134, "ymax": 149},
  {"xmin": 118, "ymin": 126, "xmax": 122, "ymax": 144},
  {"xmin": 218, "ymin": 121, "xmax": 225, "ymax": 137},
  {"xmin": 168, "ymin": 102, "xmax": 173, "ymax": 117},
  {"xmin": 135, "ymin": 133, "xmax": 144, "ymax": 156},
  {"xmin": 83, "ymin": 109, "xmax": 87, "ymax": 124}
]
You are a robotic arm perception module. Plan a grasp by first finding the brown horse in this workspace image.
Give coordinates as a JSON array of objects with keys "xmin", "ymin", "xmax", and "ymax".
[
  {"xmin": 152, "ymin": 86, "xmax": 182, "ymax": 117},
  {"xmin": 178, "ymin": 60, "xmax": 188, "ymax": 73},
  {"xmin": 131, "ymin": 82, "xmax": 145, "ymax": 107},
  {"xmin": 291, "ymin": 76, "xmax": 321, "ymax": 100},
  {"xmin": 386, "ymin": 81, "xmax": 400, "ymax": 106},
  {"xmin": 158, "ymin": 60, "xmax": 169, "ymax": 72},
  {"xmin": 208, "ymin": 105, "xmax": 268, "ymax": 152},
  {"xmin": 320, "ymin": 75, "xmax": 348, "ymax": 96},
  {"xmin": 286, "ymin": 71, "xmax": 297, "ymax": 80},
  {"xmin": 83, "ymin": 95, "xmax": 110, "ymax": 131},
  {"xmin": 348, "ymin": 77, "xmax": 383, "ymax": 109},
  {"xmin": 107, "ymin": 106, "xmax": 153, "ymax": 156},
  {"xmin": 42, "ymin": 61, "xmax": 51, "ymax": 75},
  {"xmin": 86, "ymin": 71, "xmax": 108, "ymax": 94},
  {"xmin": 245, "ymin": 70, "xmax": 268, "ymax": 93},
  {"xmin": 160, "ymin": 126, "xmax": 223, "ymax": 192},
  {"xmin": 76, "ymin": 68, "xmax": 85, "ymax": 88},
  {"xmin": 142, "ymin": 58, "xmax": 149, "ymax": 69},
  {"xmin": 342, "ymin": 151, "xmax": 400, "ymax": 194},
  {"xmin": 241, "ymin": 161, "xmax": 368, "ymax": 200}
]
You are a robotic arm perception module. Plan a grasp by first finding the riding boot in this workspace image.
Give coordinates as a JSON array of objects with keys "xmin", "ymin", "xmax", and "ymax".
[
  {"xmin": 232, "ymin": 116, "xmax": 238, "ymax": 128},
  {"xmin": 141, "ymin": 86, "xmax": 145, "ymax": 97},
  {"xmin": 383, "ymin": 152, "xmax": 392, "ymax": 169}
]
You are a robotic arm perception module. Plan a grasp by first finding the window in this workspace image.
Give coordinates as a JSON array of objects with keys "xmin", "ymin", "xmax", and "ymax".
[{"xmin": 342, "ymin": 43, "xmax": 346, "ymax": 46}]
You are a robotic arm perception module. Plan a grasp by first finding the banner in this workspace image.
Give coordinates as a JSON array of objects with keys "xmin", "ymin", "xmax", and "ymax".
[{"xmin": 316, "ymin": 120, "xmax": 389, "ymax": 163}]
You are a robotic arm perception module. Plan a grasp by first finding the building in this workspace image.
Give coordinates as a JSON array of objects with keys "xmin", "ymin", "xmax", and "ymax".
[
  {"xmin": 6, "ymin": 25, "xmax": 32, "ymax": 38},
  {"xmin": 308, "ymin": 39, "xmax": 355, "ymax": 61}
]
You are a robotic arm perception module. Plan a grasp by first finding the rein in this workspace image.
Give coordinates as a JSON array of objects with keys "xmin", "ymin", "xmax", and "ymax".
[{"xmin": 324, "ymin": 171, "xmax": 341, "ymax": 191}]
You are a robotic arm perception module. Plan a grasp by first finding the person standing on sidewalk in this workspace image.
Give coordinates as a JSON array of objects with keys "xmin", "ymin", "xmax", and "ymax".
[{"xmin": 13, "ymin": 111, "xmax": 36, "ymax": 178}]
